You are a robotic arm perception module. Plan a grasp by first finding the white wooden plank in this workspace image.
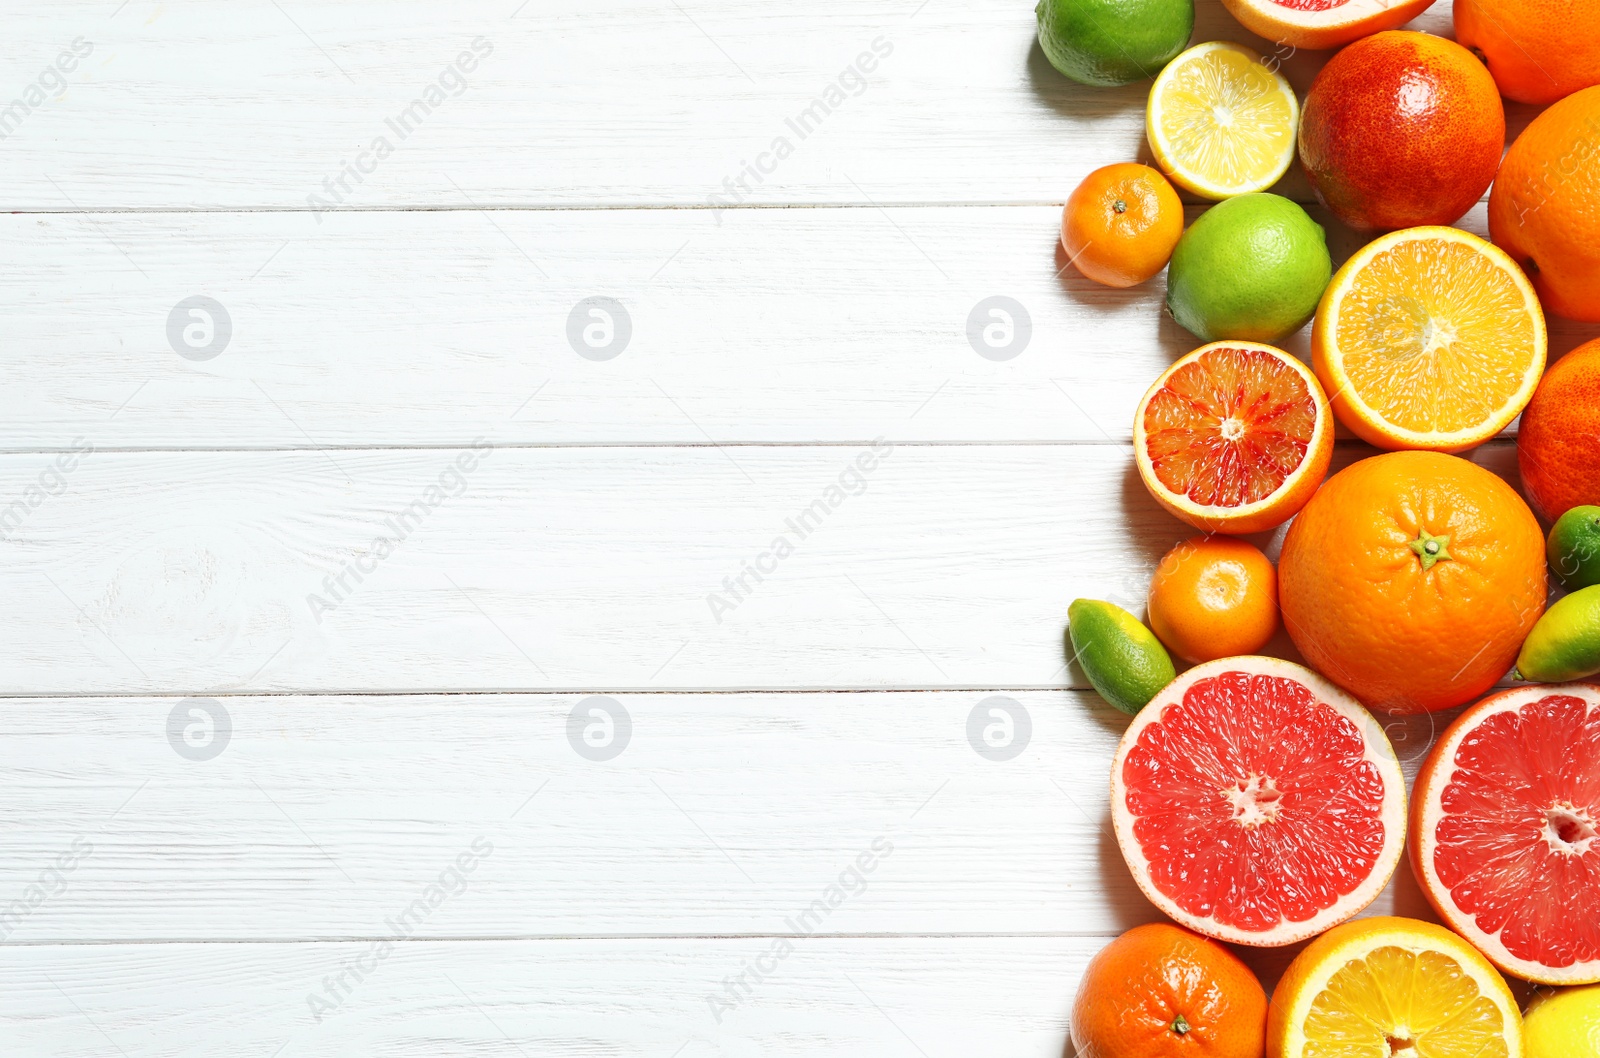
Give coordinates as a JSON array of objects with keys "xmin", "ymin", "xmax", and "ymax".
[
  {"xmin": 0, "ymin": 441, "xmax": 1332, "ymax": 692},
  {"xmin": 0, "ymin": 936, "xmax": 1101, "ymax": 1057},
  {"xmin": 0, "ymin": 441, "xmax": 1521, "ymax": 694},
  {"xmin": 3, "ymin": 0, "xmax": 1499, "ymax": 212},
  {"xmin": 0, "ymin": 689, "xmax": 1446, "ymax": 944},
  {"xmin": 7, "ymin": 204, "xmax": 1593, "ymax": 450}
]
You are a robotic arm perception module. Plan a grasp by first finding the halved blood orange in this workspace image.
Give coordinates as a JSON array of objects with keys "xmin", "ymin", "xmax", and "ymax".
[
  {"xmin": 1219, "ymin": 0, "xmax": 1437, "ymax": 51},
  {"xmin": 1112, "ymin": 657, "xmax": 1406, "ymax": 946},
  {"xmin": 1134, "ymin": 342, "xmax": 1333, "ymax": 535},
  {"xmin": 1412, "ymin": 683, "xmax": 1600, "ymax": 984}
]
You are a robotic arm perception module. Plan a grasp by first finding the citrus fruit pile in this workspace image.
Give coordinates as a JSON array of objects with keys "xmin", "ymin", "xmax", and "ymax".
[{"xmin": 1043, "ymin": 1, "xmax": 1600, "ymax": 1054}]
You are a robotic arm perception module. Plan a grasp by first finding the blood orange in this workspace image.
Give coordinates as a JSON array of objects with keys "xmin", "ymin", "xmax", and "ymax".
[
  {"xmin": 1133, "ymin": 342, "xmax": 1333, "ymax": 535},
  {"xmin": 1111, "ymin": 657, "xmax": 1406, "ymax": 946},
  {"xmin": 1412, "ymin": 683, "xmax": 1600, "ymax": 984}
]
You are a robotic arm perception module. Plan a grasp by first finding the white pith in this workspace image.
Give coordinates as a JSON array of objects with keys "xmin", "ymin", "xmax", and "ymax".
[
  {"xmin": 1109, "ymin": 656, "xmax": 1406, "ymax": 946},
  {"xmin": 1415, "ymin": 683, "xmax": 1600, "ymax": 984}
]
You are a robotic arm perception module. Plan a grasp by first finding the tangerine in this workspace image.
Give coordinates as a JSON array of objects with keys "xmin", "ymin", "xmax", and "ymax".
[
  {"xmin": 1147, "ymin": 536, "xmax": 1277, "ymax": 664},
  {"xmin": 1070, "ymin": 922, "xmax": 1267, "ymax": 1058},
  {"xmin": 1517, "ymin": 338, "xmax": 1600, "ymax": 522},
  {"xmin": 1062, "ymin": 163, "xmax": 1184, "ymax": 288}
]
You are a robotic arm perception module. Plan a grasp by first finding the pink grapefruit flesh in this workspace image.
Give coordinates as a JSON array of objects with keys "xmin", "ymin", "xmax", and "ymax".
[
  {"xmin": 1413, "ymin": 683, "xmax": 1600, "ymax": 983},
  {"xmin": 1111, "ymin": 657, "xmax": 1406, "ymax": 946}
]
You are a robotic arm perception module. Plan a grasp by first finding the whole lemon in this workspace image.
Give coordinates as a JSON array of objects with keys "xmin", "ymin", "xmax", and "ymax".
[{"xmin": 1525, "ymin": 984, "xmax": 1600, "ymax": 1058}]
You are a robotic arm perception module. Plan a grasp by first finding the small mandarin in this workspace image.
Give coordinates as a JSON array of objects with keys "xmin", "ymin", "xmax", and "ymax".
[
  {"xmin": 1062, "ymin": 163, "xmax": 1184, "ymax": 288},
  {"xmin": 1147, "ymin": 536, "xmax": 1277, "ymax": 663},
  {"xmin": 1071, "ymin": 922, "xmax": 1267, "ymax": 1058}
]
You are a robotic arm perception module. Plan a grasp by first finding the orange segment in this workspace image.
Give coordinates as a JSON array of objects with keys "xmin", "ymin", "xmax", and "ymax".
[
  {"xmin": 1135, "ymin": 342, "xmax": 1333, "ymax": 534},
  {"xmin": 1312, "ymin": 226, "xmax": 1547, "ymax": 452}
]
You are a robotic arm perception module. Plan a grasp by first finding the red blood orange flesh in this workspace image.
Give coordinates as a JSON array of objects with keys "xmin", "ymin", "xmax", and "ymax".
[
  {"xmin": 1112, "ymin": 657, "xmax": 1406, "ymax": 946},
  {"xmin": 1220, "ymin": 0, "xmax": 1436, "ymax": 51},
  {"xmin": 1134, "ymin": 342, "xmax": 1333, "ymax": 535},
  {"xmin": 1412, "ymin": 683, "xmax": 1600, "ymax": 983}
]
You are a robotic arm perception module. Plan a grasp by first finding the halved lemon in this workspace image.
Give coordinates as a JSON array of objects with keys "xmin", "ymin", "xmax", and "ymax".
[
  {"xmin": 1147, "ymin": 41, "xmax": 1299, "ymax": 201},
  {"xmin": 1268, "ymin": 917, "xmax": 1524, "ymax": 1058},
  {"xmin": 1312, "ymin": 226, "xmax": 1547, "ymax": 452}
]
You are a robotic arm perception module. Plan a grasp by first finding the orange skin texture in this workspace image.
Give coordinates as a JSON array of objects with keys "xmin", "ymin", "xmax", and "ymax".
[
  {"xmin": 1071, "ymin": 923, "xmax": 1268, "ymax": 1058},
  {"xmin": 1456, "ymin": 0, "xmax": 1600, "ymax": 105},
  {"xmin": 1063, "ymin": 163, "xmax": 1184, "ymax": 288},
  {"xmin": 1278, "ymin": 451, "xmax": 1547, "ymax": 714},
  {"xmin": 1148, "ymin": 536, "xmax": 1279, "ymax": 664},
  {"xmin": 1488, "ymin": 86, "xmax": 1600, "ymax": 322},
  {"xmin": 1220, "ymin": 0, "xmax": 1435, "ymax": 52},
  {"xmin": 1299, "ymin": 31, "xmax": 1505, "ymax": 232},
  {"xmin": 1517, "ymin": 338, "xmax": 1600, "ymax": 521}
]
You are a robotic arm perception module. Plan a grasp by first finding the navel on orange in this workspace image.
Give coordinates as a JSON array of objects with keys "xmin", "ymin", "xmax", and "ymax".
[
  {"xmin": 1135, "ymin": 342, "xmax": 1333, "ymax": 535},
  {"xmin": 1312, "ymin": 226, "xmax": 1546, "ymax": 452}
]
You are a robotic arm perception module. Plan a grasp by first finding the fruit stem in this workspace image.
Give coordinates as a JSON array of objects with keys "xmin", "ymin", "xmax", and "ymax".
[
  {"xmin": 1171, "ymin": 1013, "xmax": 1190, "ymax": 1036},
  {"xmin": 1112, "ymin": 199, "xmax": 1127, "ymax": 214},
  {"xmin": 1407, "ymin": 529, "xmax": 1452, "ymax": 571}
]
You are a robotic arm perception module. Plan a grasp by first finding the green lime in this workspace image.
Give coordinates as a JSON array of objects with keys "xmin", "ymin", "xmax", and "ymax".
[
  {"xmin": 1067, "ymin": 599, "xmax": 1176, "ymax": 715},
  {"xmin": 1548, "ymin": 505, "xmax": 1600, "ymax": 590},
  {"xmin": 1165, "ymin": 193, "xmax": 1333, "ymax": 343},
  {"xmin": 1035, "ymin": 0, "xmax": 1194, "ymax": 88},
  {"xmin": 1515, "ymin": 584, "xmax": 1600, "ymax": 683}
]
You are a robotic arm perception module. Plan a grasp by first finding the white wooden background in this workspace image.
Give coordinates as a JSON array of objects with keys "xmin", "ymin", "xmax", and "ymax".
[{"xmin": 5, "ymin": 1, "xmax": 1596, "ymax": 1054}]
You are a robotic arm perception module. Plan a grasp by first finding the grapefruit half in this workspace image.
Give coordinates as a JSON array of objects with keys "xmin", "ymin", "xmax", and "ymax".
[
  {"xmin": 1412, "ymin": 683, "xmax": 1600, "ymax": 984},
  {"xmin": 1134, "ymin": 341, "xmax": 1333, "ymax": 535},
  {"xmin": 1219, "ymin": 0, "xmax": 1437, "ymax": 51},
  {"xmin": 1112, "ymin": 656, "xmax": 1406, "ymax": 946}
]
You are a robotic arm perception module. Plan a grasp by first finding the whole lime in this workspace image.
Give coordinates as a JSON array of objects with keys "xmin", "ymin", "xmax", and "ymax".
[
  {"xmin": 1516, "ymin": 584, "xmax": 1600, "ymax": 683},
  {"xmin": 1166, "ymin": 193, "xmax": 1333, "ymax": 343},
  {"xmin": 1524, "ymin": 983, "xmax": 1600, "ymax": 1058},
  {"xmin": 1549, "ymin": 506, "xmax": 1600, "ymax": 590},
  {"xmin": 1067, "ymin": 599, "xmax": 1176, "ymax": 715},
  {"xmin": 1036, "ymin": 0, "xmax": 1195, "ymax": 88}
]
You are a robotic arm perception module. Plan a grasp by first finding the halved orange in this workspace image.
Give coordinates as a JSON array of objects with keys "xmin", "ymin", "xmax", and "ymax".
[
  {"xmin": 1134, "ymin": 341, "xmax": 1333, "ymax": 535},
  {"xmin": 1312, "ymin": 226, "xmax": 1547, "ymax": 453}
]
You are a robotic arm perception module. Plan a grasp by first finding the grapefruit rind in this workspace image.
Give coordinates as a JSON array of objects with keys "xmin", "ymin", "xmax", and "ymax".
[
  {"xmin": 1133, "ymin": 341, "xmax": 1334, "ymax": 535},
  {"xmin": 1111, "ymin": 656, "xmax": 1406, "ymax": 947},
  {"xmin": 1312, "ymin": 226, "xmax": 1547, "ymax": 453},
  {"xmin": 1268, "ymin": 917, "xmax": 1524, "ymax": 1058},
  {"xmin": 1411, "ymin": 683, "xmax": 1600, "ymax": 985},
  {"xmin": 1219, "ymin": 0, "xmax": 1438, "ymax": 51}
]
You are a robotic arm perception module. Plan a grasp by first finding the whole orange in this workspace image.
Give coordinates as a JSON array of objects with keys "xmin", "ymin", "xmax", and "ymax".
[
  {"xmin": 1147, "ymin": 536, "xmax": 1277, "ymax": 664},
  {"xmin": 1278, "ymin": 451, "xmax": 1546, "ymax": 715},
  {"xmin": 1299, "ymin": 32, "xmax": 1504, "ymax": 232},
  {"xmin": 1062, "ymin": 163, "xmax": 1184, "ymax": 288},
  {"xmin": 1518, "ymin": 338, "xmax": 1600, "ymax": 522},
  {"xmin": 1488, "ymin": 85, "xmax": 1600, "ymax": 322},
  {"xmin": 1071, "ymin": 922, "xmax": 1267, "ymax": 1058},
  {"xmin": 1456, "ymin": 0, "xmax": 1600, "ymax": 105}
]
